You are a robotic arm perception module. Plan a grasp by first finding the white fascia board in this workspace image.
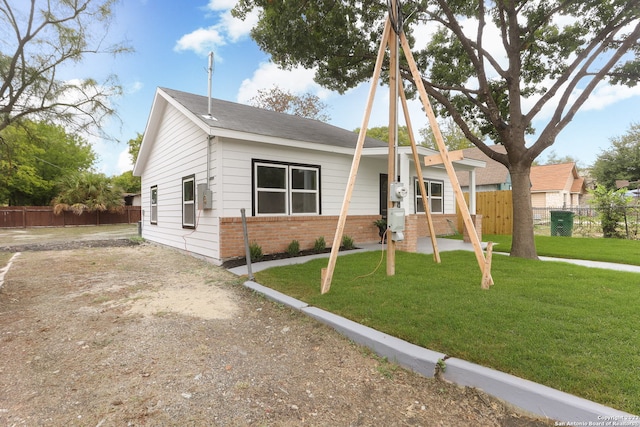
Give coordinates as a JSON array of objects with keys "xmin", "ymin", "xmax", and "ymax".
[
  {"xmin": 210, "ymin": 127, "xmax": 359, "ymax": 156},
  {"xmin": 133, "ymin": 90, "xmax": 167, "ymax": 176},
  {"xmin": 364, "ymin": 145, "xmax": 486, "ymax": 170}
]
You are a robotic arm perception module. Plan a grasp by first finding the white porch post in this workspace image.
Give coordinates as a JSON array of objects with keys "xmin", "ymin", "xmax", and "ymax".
[{"xmin": 468, "ymin": 170, "xmax": 477, "ymax": 215}]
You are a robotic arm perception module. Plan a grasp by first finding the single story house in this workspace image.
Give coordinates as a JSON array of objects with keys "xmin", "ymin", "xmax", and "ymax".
[
  {"xmin": 132, "ymin": 87, "xmax": 485, "ymax": 265},
  {"xmin": 530, "ymin": 162, "xmax": 586, "ymax": 208},
  {"xmin": 456, "ymin": 145, "xmax": 511, "ymax": 192}
]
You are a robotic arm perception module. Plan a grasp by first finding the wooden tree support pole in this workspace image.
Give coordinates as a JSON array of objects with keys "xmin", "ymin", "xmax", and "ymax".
[
  {"xmin": 387, "ymin": 2, "xmax": 399, "ymax": 277},
  {"xmin": 482, "ymin": 242, "xmax": 493, "ymax": 290},
  {"xmin": 320, "ymin": 19, "xmax": 392, "ymax": 294},
  {"xmin": 398, "ymin": 83, "xmax": 440, "ymax": 263},
  {"xmin": 399, "ymin": 32, "xmax": 494, "ymax": 288}
]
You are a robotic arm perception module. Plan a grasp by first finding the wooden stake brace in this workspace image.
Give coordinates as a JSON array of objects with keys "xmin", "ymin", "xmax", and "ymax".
[
  {"xmin": 424, "ymin": 150, "xmax": 465, "ymax": 166},
  {"xmin": 398, "ymin": 31, "xmax": 494, "ymax": 288},
  {"xmin": 321, "ymin": 5, "xmax": 494, "ymax": 293}
]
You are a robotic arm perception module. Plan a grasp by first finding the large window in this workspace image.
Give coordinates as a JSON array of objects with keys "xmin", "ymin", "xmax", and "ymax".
[
  {"xmin": 415, "ymin": 178, "xmax": 444, "ymax": 214},
  {"xmin": 182, "ymin": 175, "xmax": 195, "ymax": 228},
  {"xmin": 254, "ymin": 161, "xmax": 320, "ymax": 215},
  {"xmin": 150, "ymin": 186, "xmax": 158, "ymax": 224}
]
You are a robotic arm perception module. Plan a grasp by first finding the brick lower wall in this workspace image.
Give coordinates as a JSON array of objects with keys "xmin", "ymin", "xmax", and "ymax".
[
  {"xmin": 219, "ymin": 213, "xmax": 462, "ymax": 261},
  {"xmin": 220, "ymin": 215, "xmax": 380, "ymax": 260}
]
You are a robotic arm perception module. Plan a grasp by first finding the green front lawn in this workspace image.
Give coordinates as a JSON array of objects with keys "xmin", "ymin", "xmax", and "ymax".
[
  {"xmin": 255, "ymin": 250, "xmax": 640, "ymax": 414},
  {"xmin": 461, "ymin": 234, "xmax": 640, "ymax": 266}
]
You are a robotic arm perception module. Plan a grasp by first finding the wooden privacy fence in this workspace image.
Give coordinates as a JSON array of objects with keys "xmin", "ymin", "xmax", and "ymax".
[
  {"xmin": 0, "ymin": 206, "xmax": 141, "ymax": 228},
  {"xmin": 458, "ymin": 190, "xmax": 513, "ymax": 235}
]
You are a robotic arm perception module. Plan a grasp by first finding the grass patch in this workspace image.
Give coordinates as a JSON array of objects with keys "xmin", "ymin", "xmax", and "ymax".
[
  {"xmin": 255, "ymin": 250, "xmax": 640, "ymax": 414},
  {"xmin": 0, "ymin": 252, "xmax": 12, "ymax": 266},
  {"xmin": 450, "ymin": 234, "xmax": 640, "ymax": 266}
]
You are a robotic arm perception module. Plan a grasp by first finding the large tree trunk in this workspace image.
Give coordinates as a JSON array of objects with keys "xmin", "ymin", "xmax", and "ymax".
[{"xmin": 509, "ymin": 162, "xmax": 538, "ymax": 259}]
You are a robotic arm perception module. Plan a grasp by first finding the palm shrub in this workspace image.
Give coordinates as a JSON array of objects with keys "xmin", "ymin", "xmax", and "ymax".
[{"xmin": 52, "ymin": 171, "xmax": 124, "ymax": 215}]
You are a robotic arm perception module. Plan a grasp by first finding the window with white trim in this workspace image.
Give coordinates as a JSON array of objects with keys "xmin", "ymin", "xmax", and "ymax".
[
  {"xmin": 415, "ymin": 178, "xmax": 444, "ymax": 214},
  {"xmin": 254, "ymin": 161, "xmax": 320, "ymax": 215},
  {"xmin": 150, "ymin": 186, "xmax": 158, "ymax": 224},
  {"xmin": 182, "ymin": 175, "xmax": 195, "ymax": 228}
]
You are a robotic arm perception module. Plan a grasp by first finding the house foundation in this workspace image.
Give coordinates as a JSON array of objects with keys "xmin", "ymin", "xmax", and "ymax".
[{"xmin": 219, "ymin": 214, "xmax": 463, "ymax": 261}]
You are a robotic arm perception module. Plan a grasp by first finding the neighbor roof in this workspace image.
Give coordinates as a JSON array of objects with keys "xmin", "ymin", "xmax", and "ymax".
[
  {"xmin": 160, "ymin": 87, "xmax": 388, "ymax": 150},
  {"xmin": 456, "ymin": 145, "xmax": 509, "ymax": 187},
  {"xmin": 530, "ymin": 162, "xmax": 584, "ymax": 193}
]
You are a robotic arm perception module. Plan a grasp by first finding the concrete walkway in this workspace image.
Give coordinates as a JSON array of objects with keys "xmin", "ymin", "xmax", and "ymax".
[
  {"xmin": 229, "ymin": 237, "xmax": 640, "ymax": 275},
  {"xmin": 228, "ymin": 238, "xmax": 640, "ymax": 423}
]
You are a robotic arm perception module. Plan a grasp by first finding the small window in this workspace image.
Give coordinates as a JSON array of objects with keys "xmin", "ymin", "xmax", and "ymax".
[
  {"xmin": 415, "ymin": 178, "xmax": 444, "ymax": 214},
  {"xmin": 182, "ymin": 175, "xmax": 195, "ymax": 228},
  {"xmin": 150, "ymin": 186, "xmax": 158, "ymax": 224},
  {"xmin": 256, "ymin": 164, "xmax": 287, "ymax": 215},
  {"xmin": 254, "ymin": 161, "xmax": 320, "ymax": 215}
]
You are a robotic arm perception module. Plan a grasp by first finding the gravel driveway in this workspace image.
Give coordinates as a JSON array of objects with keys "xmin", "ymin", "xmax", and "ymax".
[{"xmin": 0, "ymin": 226, "xmax": 552, "ymax": 426}]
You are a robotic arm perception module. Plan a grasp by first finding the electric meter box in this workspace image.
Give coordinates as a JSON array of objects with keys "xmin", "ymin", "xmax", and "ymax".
[
  {"xmin": 387, "ymin": 208, "xmax": 405, "ymax": 233},
  {"xmin": 197, "ymin": 183, "xmax": 213, "ymax": 210},
  {"xmin": 390, "ymin": 182, "xmax": 407, "ymax": 202}
]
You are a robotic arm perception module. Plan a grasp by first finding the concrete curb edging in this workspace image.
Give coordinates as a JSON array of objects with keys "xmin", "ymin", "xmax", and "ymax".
[
  {"xmin": 302, "ymin": 306, "xmax": 446, "ymax": 379},
  {"xmin": 242, "ymin": 280, "xmax": 638, "ymax": 423},
  {"xmin": 442, "ymin": 357, "xmax": 633, "ymax": 422},
  {"xmin": 243, "ymin": 280, "xmax": 309, "ymax": 310},
  {"xmin": 0, "ymin": 252, "xmax": 21, "ymax": 290}
]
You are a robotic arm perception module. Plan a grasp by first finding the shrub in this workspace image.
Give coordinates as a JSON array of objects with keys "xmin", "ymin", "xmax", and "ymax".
[
  {"xmin": 590, "ymin": 184, "xmax": 630, "ymax": 238},
  {"xmin": 314, "ymin": 236, "xmax": 326, "ymax": 252},
  {"xmin": 286, "ymin": 240, "xmax": 300, "ymax": 256},
  {"xmin": 249, "ymin": 241, "xmax": 263, "ymax": 262},
  {"xmin": 341, "ymin": 235, "xmax": 355, "ymax": 250}
]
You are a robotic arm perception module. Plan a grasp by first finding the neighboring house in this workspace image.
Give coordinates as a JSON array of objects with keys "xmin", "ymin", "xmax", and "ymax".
[
  {"xmin": 132, "ymin": 87, "xmax": 485, "ymax": 265},
  {"xmin": 530, "ymin": 162, "xmax": 586, "ymax": 208},
  {"xmin": 123, "ymin": 193, "xmax": 141, "ymax": 206},
  {"xmin": 456, "ymin": 145, "xmax": 511, "ymax": 192}
]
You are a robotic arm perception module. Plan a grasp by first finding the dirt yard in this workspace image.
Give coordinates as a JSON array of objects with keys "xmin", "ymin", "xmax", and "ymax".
[{"xmin": 0, "ymin": 229, "xmax": 553, "ymax": 426}]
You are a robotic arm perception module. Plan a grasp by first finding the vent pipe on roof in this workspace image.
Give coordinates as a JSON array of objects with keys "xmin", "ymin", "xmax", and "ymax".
[{"xmin": 207, "ymin": 51, "xmax": 214, "ymax": 117}]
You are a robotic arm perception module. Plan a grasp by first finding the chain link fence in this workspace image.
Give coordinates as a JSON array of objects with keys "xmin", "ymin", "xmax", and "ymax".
[{"xmin": 532, "ymin": 204, "xmax": 640, "ymax": 239}]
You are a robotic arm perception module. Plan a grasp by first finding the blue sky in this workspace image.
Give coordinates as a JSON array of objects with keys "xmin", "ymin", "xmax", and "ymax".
[{"xmin": 75, "ymin": 0, "xmax": 640, "ymax": 176}]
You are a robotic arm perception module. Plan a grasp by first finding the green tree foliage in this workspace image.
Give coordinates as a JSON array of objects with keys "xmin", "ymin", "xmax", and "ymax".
[
  {"xmin": 540, "ymin": 151, "xmax": 582, "ymax": 168},
  {"xmin": 128, "ymin": 133, "xmax": 143, "ymax": 166},
  {"xmin": 0, "ymin": 0, "xmax": 130, "ymax": 136},
  {"xmin": 589, "ymin": 184, "xmax": 631, "ymax": 238},
  {"xmin": 233, "ymin": 0, "xmax": 640, "ymax": 259},
  {"xmin": 248, "ymin": 86, "xmax": 330, "ymax": 122},
  {"xmin": 419, "ymin": 118, "xmax": 477, "ymax": 151},
  {"xmin": 353, "ymin": 125, "xmax": 411, "ymax": 145},
  {"xmin": 0, "ymin": 120, "xmax": 95, "ymax": 205},
  {"xmin": 591, "ymin": 123, "xmax": 640, "ymax": 190},
  {"xmin": 52, "ymin": 171, "xmax": 124, "ymax": 215},
  {"xmin": 112, "ymin": 170, "xmax": 140, "ymax": 194}
]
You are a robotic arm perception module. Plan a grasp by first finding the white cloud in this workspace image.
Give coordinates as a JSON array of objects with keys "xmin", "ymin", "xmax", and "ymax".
[
  {"xmin": 236, "ymin": 62, "xmax": 327, "ymax": 104},
  {"xmin": 219, "ymin": 9, "xmax": 258, "ymax": 42},
  {"xmin": 117, "ymin": 148, "xmax": 133, "ymax": 174},
  {"xmin": 175, "ymin": 2, "xmax": 258, "ymax": 55},
  {"xmin": 581, "ymin": 83, "xmax": 640, "ymax": 111},
  {"xmin": 207, "ymin": 0, "xmax": 237, "ymax": 11},
  {"xmin": 174, "ymin": 27, "xmax": 226, "ymax": 55},
  {"xmin": 526, "ymin": 80, "xmax": 640, "ymax": 124},
  {"xmin": 126, "ymin": 80, "xmax": 143, "ymax": 95}
]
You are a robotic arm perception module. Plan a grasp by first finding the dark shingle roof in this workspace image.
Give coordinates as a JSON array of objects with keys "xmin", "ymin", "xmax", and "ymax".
[
  {"xmin": 160, "ymin": 87, "xmax": 387, "ymax": 149},
  {"xmin": 456, "ymin": 145, "xmax": 509, "ymax": 187}
]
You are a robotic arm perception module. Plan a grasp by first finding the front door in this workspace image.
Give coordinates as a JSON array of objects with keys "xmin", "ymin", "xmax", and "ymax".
[{"xmin": 379, "ymin": 174, "xmax": 388, "ymax": 218}]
